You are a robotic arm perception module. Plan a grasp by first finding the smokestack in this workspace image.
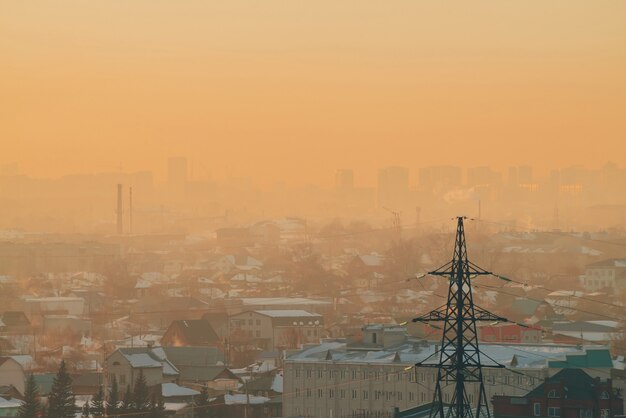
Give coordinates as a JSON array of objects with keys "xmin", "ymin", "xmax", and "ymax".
[
  {"xmin": 117, "ymin": 184, "xmax": 123, "ymax": 235},
  {"xmin": 129, "ymin": 186, "xmax": 133, "ymax": 235}
]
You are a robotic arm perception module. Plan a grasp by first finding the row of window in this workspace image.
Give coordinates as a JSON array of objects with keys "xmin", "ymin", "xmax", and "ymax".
[
  {"xmin": 533, "ymin": 404, "xmax": 611, "ymax": 418},
  {"xmin": 293, "ymin": 407, "xmax": 394, "ymax": 418},
  {"xmin": 292, "ymin": 368, "xmax": 538, "ymax": 387}
]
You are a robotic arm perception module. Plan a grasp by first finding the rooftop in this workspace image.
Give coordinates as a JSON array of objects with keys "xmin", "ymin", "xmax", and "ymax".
[{"xmin": 286, "ymin": 339, "xmax": 589, "ymax": 369}]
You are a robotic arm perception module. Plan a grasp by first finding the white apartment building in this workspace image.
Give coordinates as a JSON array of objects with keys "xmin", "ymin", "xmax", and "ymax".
[
  {"xmin": 581, "ymin": 258, "xmax": 626, "ymax": 292},
  {"xmin": 283, "ymin": 325, "xmax": 587, "ymax": 418}
]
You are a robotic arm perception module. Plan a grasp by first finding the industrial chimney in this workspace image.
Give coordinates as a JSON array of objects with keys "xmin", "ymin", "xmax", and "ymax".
[{"xmin": 117, "ymin": 184, "xmax": 123, "ymax": 235}]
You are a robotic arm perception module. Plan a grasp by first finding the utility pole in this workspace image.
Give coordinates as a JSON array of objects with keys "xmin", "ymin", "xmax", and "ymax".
[
  {"xmin": 129, "ymin": 187, "xmax": 133, "ymax": 235},
  {"xmin": 383, "ymin": 206, "xmax": 402, "ymax": 239},
  {"xmin": 116, "ymin": 184, "xmax": 123, "ymax": 235},
  {"xmin": 413, "ymin": 217, "xmax": 508, "ymax": 418}
]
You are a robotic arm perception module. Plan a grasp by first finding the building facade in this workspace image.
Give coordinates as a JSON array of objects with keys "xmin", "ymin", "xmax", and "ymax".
[{"xmin": 282, "ymin": 327, "xmax": 607, "ymax": 418}]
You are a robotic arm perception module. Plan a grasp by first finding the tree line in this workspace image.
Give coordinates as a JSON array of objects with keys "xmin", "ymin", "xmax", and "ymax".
[{"xmin": 18, "ymin": 360, "xmax": 167, "ymax": 418}]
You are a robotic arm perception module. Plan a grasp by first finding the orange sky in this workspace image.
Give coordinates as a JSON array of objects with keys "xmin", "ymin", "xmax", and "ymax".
[{"xmin": 1, "ymin": 1, "xmax": 625, "ymax": 187}]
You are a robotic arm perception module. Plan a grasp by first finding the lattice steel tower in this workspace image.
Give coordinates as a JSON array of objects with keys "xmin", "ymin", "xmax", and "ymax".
[{"xmin": 413, "ymin": 216, "xmax": 507, "ymax": 418}]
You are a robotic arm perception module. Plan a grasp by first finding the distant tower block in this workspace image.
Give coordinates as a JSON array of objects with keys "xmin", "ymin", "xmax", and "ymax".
[{"xmin": 117, "ymin": 184, "xmax": 123, "ymax": 235}]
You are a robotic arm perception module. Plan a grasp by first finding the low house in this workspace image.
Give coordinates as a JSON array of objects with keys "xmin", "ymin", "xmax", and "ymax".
[
  {"xmin": 242, "ymin": 370, "xmax": 283, "ymax": 399},
  {"xmin": 207, "ymin": 393, "xmax": 277, "ymax": 418},
  {"xmin": 493, "ymin": 368, "xmax": 623, "ymax": 418},
  {"xmin": 0, "ymin": 397, "xmax": 22, "ymax": 417},
  {"xmin": 0, "ymin": 312, "xmax": 31, "ymax": 334},
  {"xmin": 161, "ymin": 382, "xmax": 199, "ymax": 403},
  {"xmin": 158, "ymin": 346, "xmax": 238, "ymax": 392},
  {"xmin": 479, "ymin": 323, "xmax": 542, "ymax": 344},
  {"xmin": 106, "ymin": 348, "xmax": 179, "ymax": 391},
  {"xmin": 161, "ymin": 319, "xmax": 220, "ymax": 347},
  {"xmin": 0, "ymin": 358, "xmax": 24, "ymax": 395},
  {"xmin": 43, "ymin": 315, "xmax": 92, "ymax": 338},
  {"xmin": 229, "ymin": 310, "xmax": 324, "ymax": 350},
  {"xmin": 582, "ymin": 258, "xmax": 626, "ymax": 292}
]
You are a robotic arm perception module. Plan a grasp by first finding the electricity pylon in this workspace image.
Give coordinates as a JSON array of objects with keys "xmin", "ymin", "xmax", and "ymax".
[{"xmin": 412, "ymin": 216, "xmax": 507, "ymax": 418}]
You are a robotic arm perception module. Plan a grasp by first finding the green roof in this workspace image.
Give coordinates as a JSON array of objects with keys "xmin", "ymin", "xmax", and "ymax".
[{"xmin": 548, "ymin": 348, "xmax": 613, "ymax": 368}]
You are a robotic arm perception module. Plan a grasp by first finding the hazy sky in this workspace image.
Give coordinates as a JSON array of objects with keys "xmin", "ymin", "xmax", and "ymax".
[{"xmin": 1, "ymin": 1, "xmax": 625, "ymax": 187}]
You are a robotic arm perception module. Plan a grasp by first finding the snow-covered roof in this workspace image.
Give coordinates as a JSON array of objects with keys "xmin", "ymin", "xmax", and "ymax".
[
  {"xmin": 123, "ymin": 353, "xmax": 162, "ymax": 368},
  {"xmin": 0, "ymin": 397, "xmax": 22, "ymax": 409},
  {"xmin": 241, "ymin": 297, "xmax": 332, "ymax": 306},
  {"xmin": 162, "ymin": 383, "xmax": 200, "ymax": 398},
  {"xmin": 286, "ymin": 339, "xmax": 586, "ymax": 370},
  {"xmin": 255, "ymin": 310, "xmax": 321, "ymax": 318},
  {"xmin": 359, "ymin": 253, "xmax": 383, "ymax": 267},
  {"xmin": 224, "ymin": 394, "xmax": 270, "ymax": 405},
  {"xmin": 270, "ymin": 371, "xmax": 283, "ymax": 393}
]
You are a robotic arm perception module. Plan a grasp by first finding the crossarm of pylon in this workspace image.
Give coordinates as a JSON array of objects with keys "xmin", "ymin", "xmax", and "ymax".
[
  {"xmin": 427, "ymin": 261, "xmax": 454, "ymax": 276},
  {"xmin": 411, "ymin": 304, "xmax": 448, "ymax": 322},
  {"xmin": 477, "ymin": 350, "xmax": 507, "ymax": 369},
  {"xmin": 473, "ymin": 305, "xmax": 509, "ymax": 322},
  {"xmin": 467, "ymin": 260, "xmax": 492, "ymax": 275}
]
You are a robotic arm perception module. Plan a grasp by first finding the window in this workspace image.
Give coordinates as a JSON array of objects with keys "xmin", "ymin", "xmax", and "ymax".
[
  {"xmin": 295, "ymin": 388, "xmax": 300, "ymax": 398},
  {"xmin": 329, "ymin": 389, "xmax": 334, "ymax": 398},
  {"xmin": 306, "ymin": 369, "xmax": 312, "ymax": 378},
  {"xmin": 363, "ymin": 391, "xmax": 368, "ymax": 400},
  {"xmin": 318, "ymin": 370, "xmax": 323, "ymax": 378},
  {"xmin": 295, "ymin": 369, "xmax": 300, "ymax": 378},
  {"xmin": 352, "ymin": 389, "xmax": 357, "ymax": 399},
  {"xmin": 398, "ymin": 392, "xmax": 402, "ymax": 401},
  {"xmin": 548, "ymin": 407, "xmax": 561, "ymax": 417},
  {"xmin": 421, "ymin": 393, "xmax": 426, "ymax": 402},
  {"xmin": 318, "ymin": 389, "xmax": 323, "ymax": 398},
  {"xmin": 340, "ymin": 389, "xmax": 345, "ymax": 399},
  {"xmin": 306, "ymin": 388, "xmax": 311, "ymax": 398},
  {"xmin": 534, "ymin": 403, "xmax": 541, "ymax": 417},
  {"xmin": 548, "ymin": 389, "xmax": 559, "ymax": 398},
  {"xmin": 248, "ymin": 319, "xmax": 253, "ymax": 325},
  {"xmin": 600, "ymin": 391, "xmax": 610, "ymax": 399},
  {"xmin": 600, "ymin": 409, "xmax": 610, "ymax": 418},
  {"xmin": 119, "ymin": 374, "xmax": 126, "ymax": 385},
  {"xmin": 409, "ymin": 392, "xmax": 415, "ymax": 401},
  {"xmin": 255, "ymin": 330, "xmax": 260, "ymax": 338},
  {"xmin": 256, "ymin": 319, "xmax": 261, "ymax": 325}
]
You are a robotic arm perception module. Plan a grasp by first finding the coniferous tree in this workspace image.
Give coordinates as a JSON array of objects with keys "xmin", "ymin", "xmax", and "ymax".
[
  {"xmin": 121, "ymin": 386, "xmax": 133, "ymax": 413},
  {"xmin": 90, "ymin": 385, "xmax": 104, "ymax": 417},
  {"xmin": 106, "ymin": 376, "xmax": 120, "ymax": 417},
  {"xmin": 47, "ymin": 361, "xmax": 75, "ymax": 418},
  {"xmin": 81, "ymin": 402, "xmax": 90, "ymax": 418},
  {"xmin": 17, "ymin": 374, "xmax": 42, "ymax": 418},
  {"xmin": 194, "ymin": 387, "xmax": 212, "ymax": 418},
  {"xmin": 132, "ymin": 370, "xmax": 149, "ymax": 412}
]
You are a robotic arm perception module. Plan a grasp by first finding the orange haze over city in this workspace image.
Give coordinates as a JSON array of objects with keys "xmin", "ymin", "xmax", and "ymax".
[{"xmin": 1, "ymin": 1, "xmax": 625, "ymax": 188}]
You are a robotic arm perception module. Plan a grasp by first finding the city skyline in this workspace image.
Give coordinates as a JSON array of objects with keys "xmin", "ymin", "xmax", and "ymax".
[{"xmin": 2, "ymin": 1, "xmax": 626, "ymax": 187}]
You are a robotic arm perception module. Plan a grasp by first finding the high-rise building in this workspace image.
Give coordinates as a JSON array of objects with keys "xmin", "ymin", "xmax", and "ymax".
[{"xmin": 418, "ymin": 166, "xmax": 462, "ymax": 190}]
